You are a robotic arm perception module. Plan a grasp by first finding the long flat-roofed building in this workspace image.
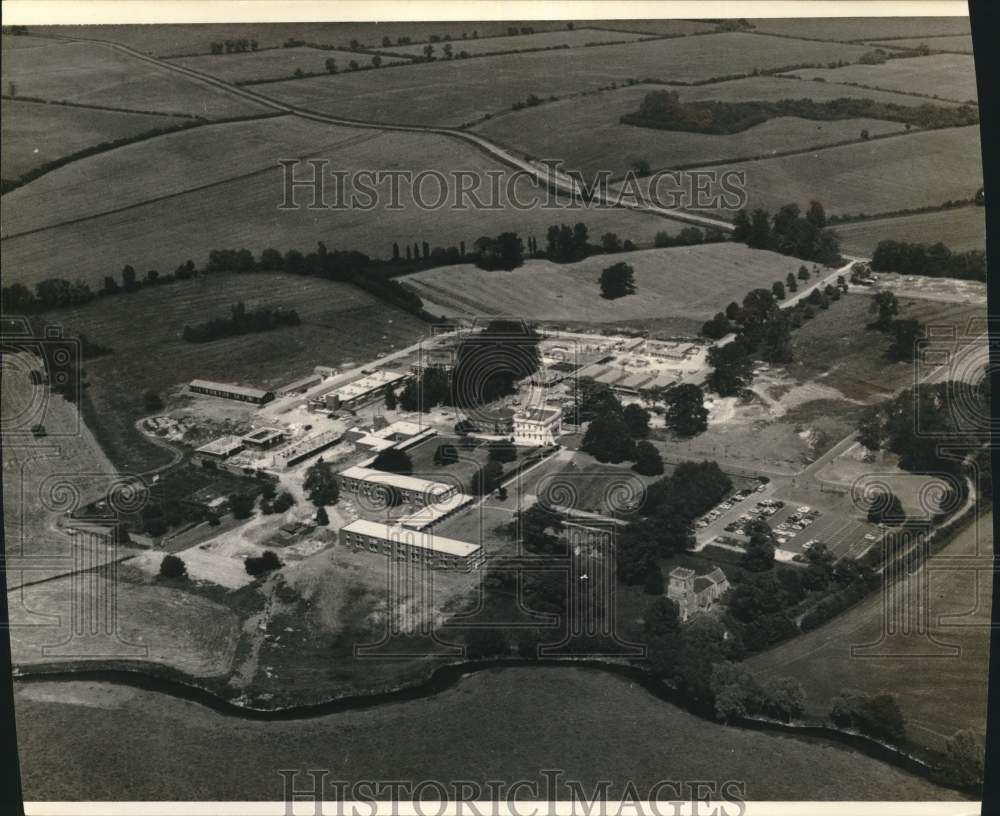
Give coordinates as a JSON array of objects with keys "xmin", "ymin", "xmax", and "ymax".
[
  {"xmin": 324, "ymin": 370, "xmax": 409, "ymax": 412},
  {"xmin": 195, "ymin": 435, "xmax": 245, "ymax": 462},
  {"xmin": 189, "ymin": 379, "xmax": 274, "ymax": 405},
  {"xmin": 337, "ymin": 466, "xmax": 457, "ymax": 506},
  {"xmin": 339, "ymin": 519, "xmax": 484, "ymax": 571}
]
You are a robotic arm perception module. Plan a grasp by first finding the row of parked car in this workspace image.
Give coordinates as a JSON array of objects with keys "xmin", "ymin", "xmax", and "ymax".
[{"xmin": 694, "ymin": 485, "xmax": 766, "ymax": 530}]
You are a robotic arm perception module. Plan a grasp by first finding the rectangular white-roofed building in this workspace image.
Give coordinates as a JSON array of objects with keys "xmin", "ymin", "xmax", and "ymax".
[
  {"xmin": 513, "ymin": 406, "xmax": 562, "ymax": 446},
  {"xmin": 339, "ymin": 519, "xmax": 484, "ymax": 570},
  {"xmin": 337, "ymin": 466, "xmax": 458, "ymax": 506}
]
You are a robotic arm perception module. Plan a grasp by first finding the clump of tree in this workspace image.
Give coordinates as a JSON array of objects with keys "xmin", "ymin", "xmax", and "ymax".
[
  {"xmin": 371, "ymin": 448, "xmax": 413, "ymax": 475},
  {"xmin": 599, "ymin": 262, "xmax": 636, "ymax": 299},
  {"xmin": 304, "ymin": 457, "xmax": 339, "ymax": 506},
  {"xmin": 473, "ymin": 232, "xmax": 524, "ymax": 270},
  {"xmin": 871, "ymin": 240, "xmax": 985, "ymax": 281},
  {"xmin": 182, "ymin": 300, "xmax": 300, "ymax": 343},
  {"xmin": 245, "ymin": 550, "xmax": 282, "ymax": 577},
  {"xmin": 733, "ymin": 200, "xmax": 841, "ymax": 266},
  {"xmin": 664, "ymin": 384, "xmax": 708, "ymax": 437},
  {"xmin": 829, "ymin": 691, "xmax": 906, "ymax": 744},
  {"xmin": 654, "ymin": 226, "xmax": 726, "ymax": 249},
  {"xmin": 159, "ymin": 554, "xmax": 187, "ymax": 579}
]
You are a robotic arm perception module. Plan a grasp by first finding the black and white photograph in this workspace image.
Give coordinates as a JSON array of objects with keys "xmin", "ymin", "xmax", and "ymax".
[{"xmin": 1, "ymin": 1, "xmax": 993, "ymax": 811}]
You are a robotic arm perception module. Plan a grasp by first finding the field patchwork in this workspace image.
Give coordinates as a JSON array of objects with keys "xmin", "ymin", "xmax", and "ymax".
[
  {"xmin": 170, "ymin": 46, "xmax": 411, "ymax": 84},
  {"xmin": 750, "ymin": 17, "xmax": 971, "ymax": 42},
  {"xmin": 834, "ymin": 206, "xmax": 986, "ymax": 256}
]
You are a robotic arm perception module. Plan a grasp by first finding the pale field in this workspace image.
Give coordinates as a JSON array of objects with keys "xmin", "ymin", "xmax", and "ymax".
[
  {"xmin": 868, "ymin": 35, "xmax": 974, "ymax": 54},
  {"xmin": 9, "ymin": 573, "xmax": 242, "ymax": 677},
  {"xmin": 1, "ymin": 99, "xmax": 189, "ymax": 181},
  {"xmin": 170, "ymin": 46, "xmax": 410, "ymax": 84},
  {"xmin": 0, "ymin": 37, "xmax": 272, "ymax": 118},
  {"xmin": 257, "ymin": 33, "xmax": 879, "ymax": 127},
  {"xmin": 786, "ymin": 54, "xmax": 979, "ymax": 103},
  {"xmin": 474, "ymin": 75, "xmax": 945, "ymax": 176},
  {"xmin": 835, "ymin": 206, "xmax": 986, "ymax": 256},
  {"xmin": 685, "ymin": 125, "xmax": 984, "ymax": 220},
  {"xmin": 30, "ymin": 22, "xmax": 575, "ymax": 56},
  {"xmin": 575, "ymin": 19, "xmax": 719, "ymax": 36},
  {"xmin": 1, "ymin": 116, "xmax": 382, "ymax": 237},
  {"xmin": 13, "ymin": 668, "xmax": 959, "ymax": 799},
  {"xmin": 750, "ymin": 17, "xmax": 972, "ymax": 42},
  {"xmin": 386, "ymin": 27, "xmax": 654, "ymax": 57},
  {"xmin": 0, "ymin": 130, "xmax": 679, "ymax": 290},
  {"xmin": 402, "ymin": 243, "xmax": 825, "ymax": 332},
  {"xmin": 749, "ymin": 512, "xmax": 993, "ymax": 751}
]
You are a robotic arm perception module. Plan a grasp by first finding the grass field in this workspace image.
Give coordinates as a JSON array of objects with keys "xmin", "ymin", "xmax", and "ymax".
[
  {"xmin": 869, "ymin": 35, "xmax": 974, "ymax": 54},
  {"xmin": 48, "ymin": 273, "xmax": 427, "ymax": 472},
  {"xmin": 749, "ymin": 513, "xmax": 993, "ymax": 752},
  {"xmin": 1, "ymin": 99, "xmax": 189, "ymax": 181},
  {"xmin": 690, "ymin": 125, "xmax": 983, "ymax": 220},
  {"xmin": 835, "ymin": 206, "xmax": 986, "ymax": 256},
  {"xmin": 170, "ymin": 46, "xmax": 410, "ymax": 84},
  {"xmin": 750, "ymin": 17, "xmax": 971, "ymax": 42},
  {"xmin": 787, "ymin": 54, "xmax": 979, "ymax": 103},
  {"xmin": 258, "ymin": 33, "xmax": 878, "ymax": 127},
  {"xmin": 1, "ymin": 38, "xmax": 272, "ymax": 118},
  {"xmin": 403, "ymin": 243, "xmax": 827, "ymax": 332},
  {"xmin": 1, "ymin": 129, "xmax": 679, "ymax": 291},
  {"xmin": 30, "ymin": 22, "xmax": 576, "ymax": 57},
  {"xmin": 386, "ymin": 27, "xmax": 654, "ymax": 57},
  {"xmin": 474, "ymin": 76, "xmax": 938, "ymax": 177},
  {"xmin": 13, "ymin": 668, "xmax": 958, "ymax": 799},
  {"xmin": 1, "ymin": 116, "xmax": 381, "ymax": 238},
  {"xmin": 577, "ymin": 20, "xmax": 719, "ymax": 36}
]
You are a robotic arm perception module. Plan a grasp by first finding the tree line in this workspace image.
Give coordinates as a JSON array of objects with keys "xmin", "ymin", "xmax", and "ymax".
[
  {"xmin": 181, "ymin": 300, "xmax": 301, "ymax": 343},
  {"xmin": 732, "ymin": 200, "xmax": 842, "ymax": 265},
  {"xmin": 871, "ymin": 240, "xmax": 986, "ymax": 281}
]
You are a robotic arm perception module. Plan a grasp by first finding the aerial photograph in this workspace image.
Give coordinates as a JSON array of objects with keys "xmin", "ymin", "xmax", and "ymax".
[{"xmin": 0, "ymin": 5, "xmax": 992, "ymax": 811}]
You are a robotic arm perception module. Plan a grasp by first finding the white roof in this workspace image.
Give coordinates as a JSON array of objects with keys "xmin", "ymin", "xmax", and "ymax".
[
  {"xmin": 341, "ymin": 519, "xmax": 481, "ymax": 557},
  {"xmin": 339, "ymin": 466, "xmax": 454, "ymax": 495},
  {"xmin": 196, "ymin": 435, "xmax": 244, "ymax": 456},
  {"xmin": 189, "ymin": 379, "xmax": 270, "ymax": 400},
  {"xmin": 333, "ymin": 370, "xmax": 407, "ymax": 400},
  {"xmin": 398, "ymin": 493, "xmax": 474, "ymax": 530}
]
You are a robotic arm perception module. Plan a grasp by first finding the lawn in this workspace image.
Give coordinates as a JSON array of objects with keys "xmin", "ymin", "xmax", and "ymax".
[
  {"xmin": 2, "ymin": 116, "xmax": 381, "ymax": 238},
  {"xmin": 834, "ymin": 206, "xmax": 986, "ymax": 256},
  {"xmin": 257, "ymin": 33, "xmax": 878, "ymax": 127},
  {"xmin": 170, "ymin": 46, "xmax": 410, "ymax": 84},
  {"xmin": 403, "ymin": 243, "xmax": 833, "ymax": 333},
  {"xmin": 387, "ymin": 27, "xmax": 654, "ymax": 57},
  {"xmin": 748, "ymin": 512, "xmax": 993, "ymax": 752},
  {"xmin": 750, "ymin": 17, "xmax": 971, "ymax": 42},
  {"xmin": 1, "ymin": 128, "xmax": 678, "ymax": 291},
  {"xmin": 786, "ymin": 54, "xmax": 979, "ymax": 104},
  {"xmin": 13, "ymin": 667, "xmax": 959, "ymax": 799},
  {"xmin": 869, "ymin": 35, "xmax": 974, "ymax": 54},
  {"xmin": 47, "ymin": 273, "xmax": 428, "ymax": 472},
  {"xmin": 1, "ymin": 99, "xmax": 190, "ymax": 181},
  {"xmin": 30, "ymin": 22, "xmax": 575, "ymax": 57},
  {"xmin": 688, "ymin": 125, "xmax": 984, "ymax": 220},
  {"xmin": 0, "ymin": 38, "xmax": 272, "ymax": 118}
]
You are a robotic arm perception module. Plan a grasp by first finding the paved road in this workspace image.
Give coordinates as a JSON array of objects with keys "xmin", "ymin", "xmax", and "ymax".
[{"xmin": 46, "ymin": 33, "xmax": 735, "ymax": 235}]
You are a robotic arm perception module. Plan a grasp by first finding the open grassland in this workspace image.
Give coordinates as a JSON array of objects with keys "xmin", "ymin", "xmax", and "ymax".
[
  {"xmin": 781, "ymin": 293, "xmax": 987, "ymax": 403},
  {"xmin": 31, "ymin": 22, "xmax": 575, "ymax": 57},
  {"xmin": 14, "ymin": 668, "xmax": 958, "ymax": 800},
  {"xmin": 387, "ymin": 27, "xmax": 654, "ymax": 57},
  {"xmin": 1, "ymin": 116, "xmax": 380, "ymax": 238},
  {"xmin": 1, "ymin": 38, "xmax": 271, "ymax": 118},
  {"xmin": 9, "ymin": 575, "xmax": 241, "ymax": 677},
  {"xmin": 475, "ymin": 76, "xmax": 939, "ymax": 176},
  {"xmin": 835, "ymin": 207, "xmax": 986, "ymax": 256},
  {"xmin": 46, "ymin": 273, "xmax": 427, "ymax": 472},
  {"xmin": 750, "ymin": 17, "xmax": 971, "ymax": 42},
  {"xmin": 749, "ymin": 513, "xmax": 993, "ymax": 752},
  {"xmin": 170, "ymin": 46, "xmax": 410, "ymax": 84},
  {"xmin": 786, "ymin": 54, "xmax": 978, "ymax": 103},
  {"xmin": 258, "ymin": 34, "xmax": 878, "ymax": 127},
  {"xmin": 403, "ymin": 244, "xmax": 823, "ymax": 332},
  {"xmin": 691, "ymin": 126, "xmax": 983, "ymax": 220},
  {"xmin": 577, "ymin": 20, "xmax": 718, "ymax": 36},
  {"xmin": 1, "ymin": 130, "xmax": 678, "ymax": 291},
  {"xmin": 869, "ymin": 35, "xmax": 974, "ymax": 54},
  {"xmin": 1, "ymin": 99, "xmax": 189, "ymax": 181}
]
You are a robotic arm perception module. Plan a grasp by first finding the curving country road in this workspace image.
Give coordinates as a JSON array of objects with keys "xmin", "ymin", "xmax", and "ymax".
[{"xmin": 45, "ymin": 33, "xmax": 735, "ymax": 234}]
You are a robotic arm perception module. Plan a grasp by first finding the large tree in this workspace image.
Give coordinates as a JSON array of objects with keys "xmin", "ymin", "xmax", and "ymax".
[
  {"xmin": 304, "ymin": 458, "xmax": 339, "ymax": 507},
  {"xmin": 371, "ymin": 448, "xmax": 413, "ymax": 475},
  {"xmin": 664, "ymin": 384, "xmax": 708, "ymax": 437},
  {"xmin": 599, "ymin": 262, "xmax": 636, "ymax": 299}
]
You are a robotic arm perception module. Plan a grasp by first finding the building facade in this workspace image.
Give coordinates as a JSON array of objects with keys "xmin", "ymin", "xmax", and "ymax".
[
  {"xmin": 513, "ymin": 407, "xmax": 562, "ymax": 446},
  {"xmin": 338, "ymin": 519, "xmax": 484, "ymax": 571},
  {"xmin": 337, "ymin": 466, "xmax": 458, "ymax": 507},
  {"xmin": 666, "ymin": 566, "xmax": 730, "ymax": 622}
]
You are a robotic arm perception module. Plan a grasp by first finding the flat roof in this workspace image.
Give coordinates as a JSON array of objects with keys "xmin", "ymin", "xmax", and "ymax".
[
  {"xmin": 196, "ymin": 435, "xmax": 244, "ymax": 456},
  {"xmin": 333, "ymin": 370, "xmax": 407, "ymax": 400},
  {"xmin": 515, "ymin": 407, "xmax": 561, "ymax": 423},
  {"xmin": 341, "ymin": 519, "xmax": 481, "ymax": 557},
  {"xmin": 189, "ymin": 379, "xmax": 271, "ymax": 400},
  {"xmin": 398, "ymin": 493, "xmax": 474, "ymax": 530},
  {"xmin": 339, "ymin": 466, "xmax": 454, "ymax": 495},
  {"xmin": 244, "ymin": 427, "xmax": 284, "ymax": 441}
]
